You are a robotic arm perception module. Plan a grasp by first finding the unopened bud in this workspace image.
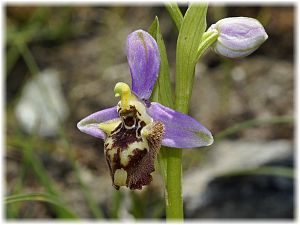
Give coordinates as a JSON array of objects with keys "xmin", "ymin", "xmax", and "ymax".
[{"xmin": 208, "ymin": 17, "xmax": 268, "ymax": 58}]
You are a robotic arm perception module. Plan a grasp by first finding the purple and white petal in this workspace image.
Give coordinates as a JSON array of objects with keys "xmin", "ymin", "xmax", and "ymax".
[
  {"xmin": 127, "ymin": 30, "xmax": 160, "ymax": 100},
  {"xmin": 147, "ymin": 102, "xmax": 213, "ymax": 148},
  {"xmin": 77, "ymin": 106, "xmax": 118, "ymax": 139}
]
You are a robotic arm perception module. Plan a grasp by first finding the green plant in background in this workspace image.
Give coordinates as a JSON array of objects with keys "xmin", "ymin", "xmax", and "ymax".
[
  {"xmin": 5, "ymin": 7, "xmax": 103, "ymax": 219},
  {"xmin": 77, "ymin": 2, "xmax": 268, "ymax": 220},
  {"xmin": 6, "ymin": 7, "xmax": 79, "ymax": 76}
]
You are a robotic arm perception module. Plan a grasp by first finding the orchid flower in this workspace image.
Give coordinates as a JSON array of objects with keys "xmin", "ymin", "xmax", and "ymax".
[{"xmin": 77, "ymin": 30, "xmax": 213, "ymax": 190}]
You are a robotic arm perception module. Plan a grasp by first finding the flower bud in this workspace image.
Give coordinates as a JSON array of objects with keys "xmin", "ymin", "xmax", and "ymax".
[{"xmin": 208, "ymin": 17, "xmax": 268, "ymax": 58}]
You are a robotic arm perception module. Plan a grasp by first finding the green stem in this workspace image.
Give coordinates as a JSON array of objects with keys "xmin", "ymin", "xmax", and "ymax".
[
  {"xmin": 164, "ymin": 3, "xmax": 214, "ymax": 220},
  {"xmin": 166, "ymin": 148, "xmax": 183, "ymax": 220},
  {"xmin": 196, "ymin": 30, "xmax": 219, "ymax": 61},
  {"xmin": 5, "ymin": 192, "xmax": 78, "ymax": 218},
  {"xmin": 15, "ymin": 41, "xmax": 39, "ymax": 76},
  {"xmin": 165, "ymin": 4, "xmax": 210, "ymax": 220}
]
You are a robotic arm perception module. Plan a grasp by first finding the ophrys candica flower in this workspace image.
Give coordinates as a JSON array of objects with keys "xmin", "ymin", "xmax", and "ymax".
[{"xmin": 77, "ymin": 30, "xmax": 213, "ymax": 190}]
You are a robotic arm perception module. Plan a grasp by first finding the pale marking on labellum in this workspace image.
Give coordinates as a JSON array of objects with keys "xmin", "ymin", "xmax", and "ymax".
[
  {"xmin": 114, "ymin": 168, "xmax": 127, "ymax": 186},
  {"xmin": 120, "ymin": 140, "xmax": 149, "ymax": 166}
]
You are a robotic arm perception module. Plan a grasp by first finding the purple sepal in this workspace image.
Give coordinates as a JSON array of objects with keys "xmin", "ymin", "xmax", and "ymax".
[
  {"xmin": 127, "ymin": 30, "xmax": 160, "ymax": 100},
  {"xmin": 77, "ymin": 106, "xmax": 118, "ymax": 139},
  {"xmin": 147, "ymin": 102, "xmax": 214, "ymax": 148}
]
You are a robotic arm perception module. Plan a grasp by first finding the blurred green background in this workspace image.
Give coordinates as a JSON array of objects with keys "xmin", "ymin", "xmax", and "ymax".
[{"xmin": 5, "ymin": 4, "xmax": 294, "ymax": 219}]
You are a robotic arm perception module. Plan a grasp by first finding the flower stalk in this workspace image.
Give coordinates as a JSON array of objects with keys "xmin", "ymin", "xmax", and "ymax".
[
  {"xmin": 165, "ymin": 4, "xmax": 209, "ymax": 220},
  {"xmin": 166, "ymin": 148, "xmax": 183, "ymax": 219}
]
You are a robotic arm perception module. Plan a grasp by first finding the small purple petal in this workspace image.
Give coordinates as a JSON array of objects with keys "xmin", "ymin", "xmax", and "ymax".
[
  {"xmin": 147, "ymin": 103, "xmax": 213, "ymax": 148},
  {"xmin": 77, "ymin": 106, "xmax": 118, "ymax": 139},
  {"xmin": 127, "ymin": 30, "xmax": 160, "ymax": 100}
]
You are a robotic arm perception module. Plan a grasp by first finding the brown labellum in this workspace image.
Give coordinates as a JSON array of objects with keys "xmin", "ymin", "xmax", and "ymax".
[{"xmin": 104, "ymin": 106, "xmax": 164, "ymax": 190}]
